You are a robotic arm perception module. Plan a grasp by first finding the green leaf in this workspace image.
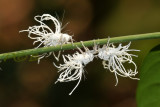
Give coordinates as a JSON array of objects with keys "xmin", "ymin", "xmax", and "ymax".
[{"xmin": 136, "ymin": 44, "xmax": 160, "ymax": 107}]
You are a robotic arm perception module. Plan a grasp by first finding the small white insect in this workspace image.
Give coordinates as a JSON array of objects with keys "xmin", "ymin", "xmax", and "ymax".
[
  {"xmin": 54, "ymin": 42, "xmax": 95, "ymax": 95},
  {"xmin": 20, "ymin": 14, "xmax": 74, "ymax": 63},
  {"xmin": 97, "ymin": 39, "xmax": 140, "ymax": 86}
]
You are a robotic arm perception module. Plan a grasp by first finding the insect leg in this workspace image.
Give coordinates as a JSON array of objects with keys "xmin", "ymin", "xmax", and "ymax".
[
  {"xmin": 71, "ymin": 36, "xmax": 75, "ymax": 46},
  {"xmin": 80, "ymin": 41, "xmax": 89, "ymax": 52},
  {"xmin": 53, "ymin": 52, "xmax": 59, "ymax": 61},
  {"xmin": 76, "ymin": 45, "xmax": 84, "ymax": 54}
]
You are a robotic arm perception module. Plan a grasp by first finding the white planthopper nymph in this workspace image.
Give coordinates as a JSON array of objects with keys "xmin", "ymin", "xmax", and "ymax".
[
  {"xmin": 54, "ymin": 42, "xmax": 95, "ymax": 95},
  {"xmin": 20, "ymin": 14, "xmax": 74, "ymax": 63},
  {"xmin": 97, "ymin": 39, "xmax": 140, "ymax": 86}
]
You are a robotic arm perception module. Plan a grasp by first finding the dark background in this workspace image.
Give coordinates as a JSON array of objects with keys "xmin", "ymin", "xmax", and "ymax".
[{"xmin": 0, "ymin": 0, "xmax": 160, "ymax": 107}]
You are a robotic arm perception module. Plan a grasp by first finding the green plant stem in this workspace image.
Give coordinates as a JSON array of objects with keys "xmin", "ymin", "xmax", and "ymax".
[{"xmin": 0, "ymin": 32, "xmax": 160, "ymax": 61}]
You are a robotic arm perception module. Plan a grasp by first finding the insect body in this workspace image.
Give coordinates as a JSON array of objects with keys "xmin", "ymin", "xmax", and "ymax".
[
  {"xmin": 54, "ymin": 42, "xmax": 95, "ymax": 95},
  {"xmin": 97, "ymin": 40, "xmax": 140, "ymax": 86},
  {"xmin": 20, "ymin": 14, "xmax": 74, "ymax": 62}
]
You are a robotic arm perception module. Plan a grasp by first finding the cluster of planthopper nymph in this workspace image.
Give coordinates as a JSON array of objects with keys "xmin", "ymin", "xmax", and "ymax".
[{"xmin": 20, "ymin": 14, "xmax": 140, "ymax": 95}]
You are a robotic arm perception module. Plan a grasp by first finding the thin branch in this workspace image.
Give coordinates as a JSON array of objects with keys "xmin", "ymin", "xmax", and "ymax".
[{"xmin": 0, "ymin": 32, "xmax": 160, "ymax": 61}]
